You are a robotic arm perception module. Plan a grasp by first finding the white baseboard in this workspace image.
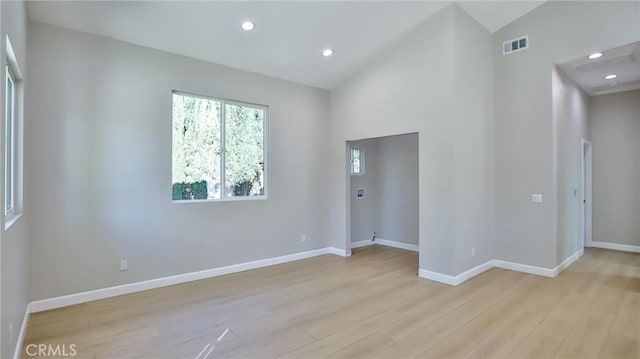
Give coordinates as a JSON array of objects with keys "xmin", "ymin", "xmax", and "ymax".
[
  {"xmin": 28, "ymin": 245, "xmax": 587, "ymax": 312},
  {"xmin": 493, "ymin": 259, "xmax": 556, "ymax": 277},
  {"xmin": 377, "ymin": 239, "xmax": 419, "ymax": 252},
  {"xmin": 419, "ymin": 248, "xmax": 584, "ymax": 286},
  {"xmin": 328, "ymin": 247, "xmax": 351, "ymax": 257},
  {"xmin": 30, "ymin": 247, "xmax": 346, "ymax": 313},
  {"xmin": 588, "ymin": 241, "xmax": 640, "ymax": 253},
  {"xmin": 12, "ymin": 303, "xmax": 30, "ymax": 359},
  {"xmin": 350, "ymin": 240, "xmax": 374, "ymax": 249},
  {"xmin": 494, "ymin": 248, "xmax": 583, "ymax": 278},
  {"xmin": 350, "ymin": 238, "xmax": 419, "ymax": 252},
  {"xmin": 554, "ymin": 248, "xmax": 584, "ymax": 275},
  {"xmin": 419, "ymin": 260, "xmax": 494, "ymax": 286},
  {"xmin": 418, "ymin": 269, "xmax": 458, "ymax": 286}
]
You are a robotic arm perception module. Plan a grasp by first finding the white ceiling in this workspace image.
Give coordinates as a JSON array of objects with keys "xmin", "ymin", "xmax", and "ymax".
[
  {"xmin": 27, "ymin": 1, "xmax": 546, "ymax": 89},
  {"xmin": 559, "ymin": 42, "xmax": 640, "ymax": 96},
  {"xmin": 455, "ymin": 1, "xmax": 545, "ymax": 33}
]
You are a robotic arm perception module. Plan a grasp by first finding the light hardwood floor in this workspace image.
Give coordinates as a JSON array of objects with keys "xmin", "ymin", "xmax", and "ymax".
[{"xmin": 22, "ymin": 246, "xmax": 639, "ymax": 359}]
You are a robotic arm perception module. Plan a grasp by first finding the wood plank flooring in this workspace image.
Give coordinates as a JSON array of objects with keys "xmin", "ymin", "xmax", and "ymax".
[{"xmin": 21, "ymin": 246, "xmax": 639, "ymax": 358}]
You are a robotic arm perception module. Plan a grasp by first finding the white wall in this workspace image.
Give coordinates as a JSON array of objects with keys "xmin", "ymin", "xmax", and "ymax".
[
  {"xmin": 494, "ymin": 1, "xmax": 639, "ymax": 268},
  {"xmin": 451, "ymin": 5, "xmax": 495, "ymax": 274},
  {"xmin": 590, "ymin": 90, "xmax": 640, "ymax": 248},
  {"xmin": 331, "ymin": 5, "xmax": 494, "ymax": 276},
  {"xmin": 552, "ymin": 67, "xmax": 590, "ymax": 263},
  {"xmin": 26, "ymin": 22, "xmax": 331, "ymax": 300},
  {"xmin": 349, "ymin": 134, "xmax": 418, "ymax": 246},
  {"xmin": 376, "ymin": 134, "xmax": 418, "ymax": 246},
  {"xmin": 330, "ymin": 5, "xmax": 454, "ymax": 273},
  {"xmin": 1, "ymin": 1, "xmax": 29, "ymax": 358}
]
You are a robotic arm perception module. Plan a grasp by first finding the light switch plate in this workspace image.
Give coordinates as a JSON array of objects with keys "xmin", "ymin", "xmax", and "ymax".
[{"xmin": 531, "ymin": 194, "xmax": 543, "ymax": 203}]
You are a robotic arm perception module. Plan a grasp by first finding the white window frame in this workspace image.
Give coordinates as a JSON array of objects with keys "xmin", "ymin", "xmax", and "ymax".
[
  {"xmin": 5, "ymin": 65, "xmax": 15, "ymax": 216},
  {"xmin": 171, "ymin": 91, "xmax": 269, "ymax": 202},
  {"xmin": 4, "ymin": 35, "xmax": 22, "ymax": 229},
  {"xmin": 350, "ymin": 146, "xmax": 364, "ymax": 176}
]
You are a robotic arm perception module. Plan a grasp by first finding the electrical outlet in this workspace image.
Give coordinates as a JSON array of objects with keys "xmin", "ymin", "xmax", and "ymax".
[
  {"xmin": 301, "ymin": 234, "xmax": 307, "ymax": 243},
  {"xmin": 120, "ymin": 259, "xmax": 128, "ymax": 271},
  {"xmin": 471, "ymin": 248, "xmax": 475, "ymax": 257}
]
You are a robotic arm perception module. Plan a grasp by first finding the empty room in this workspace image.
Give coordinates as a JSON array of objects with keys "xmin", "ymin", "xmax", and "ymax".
[{"xmin": 1, "ymin": 1, "xmax": 639, "ymax": 358}]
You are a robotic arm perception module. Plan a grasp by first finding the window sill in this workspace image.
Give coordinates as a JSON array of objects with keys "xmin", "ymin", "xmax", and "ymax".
[
  {"xmin": 5, "ymin": 212, "xmax": 22, "ymax": 231},
  {"xmin": 172, "ymin": 196, "xmax": 268, "ymax": 204}
]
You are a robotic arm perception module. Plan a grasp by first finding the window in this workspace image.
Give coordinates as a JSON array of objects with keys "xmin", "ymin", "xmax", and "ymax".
[
  {"xmin": 172, "ymin": 92, "xmax": 267, "ymax": 201},
  {"xmin": 350, "ymin": 146, "xmax": 364, "ymax": 175},
  {"xmin": 4, "ymin": 36, "xmax": 22, "ymax": 228},
  {"xmin": 5, "ymin": 64, "xmax": 15, "ymax": 215}
]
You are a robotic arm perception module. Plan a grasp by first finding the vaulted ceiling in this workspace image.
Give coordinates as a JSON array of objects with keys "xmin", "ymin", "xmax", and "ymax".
[{"xmin": 27, "ymin": 1, "xmax": 546, "ymax": 89}]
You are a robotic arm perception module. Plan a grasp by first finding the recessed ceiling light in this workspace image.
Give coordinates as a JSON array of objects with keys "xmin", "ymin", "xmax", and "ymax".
[
  {"xmin": 604, "ymin": 74, "xmax": 618, "ymax": 80},
  {"xmin": 322, "ymin": 49, "xmax": 334, "ymax": 57},
  {"xmin": 588, "ymin": 52, "xmax": 603, "ymax": 59},
  {"xmin": 241, "ymin": 21, "xmax": 255, "ymax": 31}
]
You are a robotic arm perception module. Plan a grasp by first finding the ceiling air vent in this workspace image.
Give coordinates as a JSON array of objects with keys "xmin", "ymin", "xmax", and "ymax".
[{"xmin": 503, "ymin": 36, "xmax": 529, "ymax": 55}]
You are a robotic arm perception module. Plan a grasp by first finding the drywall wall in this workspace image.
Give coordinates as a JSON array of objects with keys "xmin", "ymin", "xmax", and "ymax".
[
  {"xmin": 376, "ymin": 134, "xmax": 418, "ymax": 246},
  {"xmin": 350, "ymin": 138, "xmax": 379, "ymax": 243},
  {"xmin": 450, "ymin": 5, "xmax": 495, "ymax": 274},
  {"xmin": 331, "ymin": 5, "xmax": 494, "ymax": 276},
  {"xmin": 552, "ymin": 66, "xmax": 590, "ymax": 263},
  {"xmin": 26, "ymin": 22, "xmax": 331, "ymax": 300},
  {"xmin": 1, "ymin": 1, "xmax": 29, "ymax": 358},
  {"xmin": 494, "ymin": 1, "xmax": 639, "ymax": 268},
  {"xmin": 330, "ymin": 5, "xmax": 454, "ymax": 272},
  {"xmin": 590, "ymin": 90, "xmax": 640, "ymax": 248},
  {"xmin": 330, "ymin": 6, "xmax": 454, "ymax": 271},
  {"xmin": 349, "ymin": 134, "xmax": 418, "ymax": 246}
]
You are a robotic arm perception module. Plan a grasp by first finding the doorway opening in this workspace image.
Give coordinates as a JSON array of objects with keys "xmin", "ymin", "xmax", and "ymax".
[
  {"xmin": 346, "ymin": 133, "xmax": 419, "ymax": 259},
  {"xmin": 556, "ymin": 41, "xmax": 640, "ymax": 254},
  {"xmin": 581, "ymin": 139, "xmax": 592, "ymax": 248}
]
